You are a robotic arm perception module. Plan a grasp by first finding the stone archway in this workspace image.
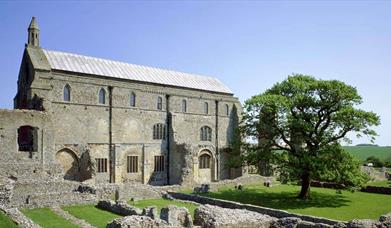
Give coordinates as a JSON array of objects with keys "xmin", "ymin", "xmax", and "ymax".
[
  {"xmin": 55, "ymin": 148, "xmax": 80, "ymax": 181},
  {"xmin": 197, "ymin": 150, "xmax": 215, "ymax": 183}
]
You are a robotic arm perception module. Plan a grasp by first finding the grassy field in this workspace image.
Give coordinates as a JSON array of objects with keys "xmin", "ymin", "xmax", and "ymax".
[
  {"xmin": 128, "ymin": 198, "xmax": 199, "ymax": 217},
  {"xmin": 0, "ymin": 211, "xmax": 18, "ymax": 228},
  {"xmin": 22, "ymin": 208, "xmax": 78, "ymax": 228},
  {"xmin": 201, "ymin": 183, "xmax": 391, "ymax": 221},
  {"xmin": 344, "ymin": 146, "xmax": 391, "ymax": 161},
  {"xmin": 62, "ymin": 204, "xmax": 121, "ymax": 228}
]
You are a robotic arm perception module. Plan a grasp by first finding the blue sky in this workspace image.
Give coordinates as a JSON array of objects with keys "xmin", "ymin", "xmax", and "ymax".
[{"xmin": 0, "ymin": 1, "xmax": 390, "ymax": 146}]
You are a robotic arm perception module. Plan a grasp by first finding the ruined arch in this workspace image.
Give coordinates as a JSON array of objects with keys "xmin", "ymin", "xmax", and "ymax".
[{"xmin": 55, "ymin": 148, "xmax": 80, "ymax": 181}]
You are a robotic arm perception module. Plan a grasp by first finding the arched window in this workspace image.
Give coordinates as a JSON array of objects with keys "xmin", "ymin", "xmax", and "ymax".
[
  {"xmin": 63, "ymin": 84, "xmax": 71, "ymax": 102},
  {"xmin": 130, "ymin": 92, "xmax": 136, "ymax": 107},
  {"xmin": 199, "ymin": 154, "xmax": 211, "ymax": 169},
  {"xmin": 225, "ymin": 104, "xmax": 229, "ymax": 116},
  {"xmin": 182, "ymin": 99, "xmax": 187, "ymax": 113},
  {"xmin": 153, "ymin": 123, "xmax": 166, "ymax": 140},
  {"xmin": 200, "ymin": 126, "xmax": 212, "ymax": 141},
  {"xmin": 204, "ymin": 102, "xmax": 209, "ymax": 114},
  {"xmin": 157, "ymin": 96, "xmax": 163, "ymax": 110},
  {"xmin": 99, "ymin": 88, "xmax": 106, "ymax": 104}
]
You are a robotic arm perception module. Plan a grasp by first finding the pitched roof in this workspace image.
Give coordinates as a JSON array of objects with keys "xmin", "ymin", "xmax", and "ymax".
[{"xmin": 42, "ymin": 49, "xmax": 233, "ymax": 94}]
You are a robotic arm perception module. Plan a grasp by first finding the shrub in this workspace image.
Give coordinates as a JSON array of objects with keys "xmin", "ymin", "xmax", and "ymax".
[{"xmin": 366, "ymin": 156, "xmax": 384, "ymax": 167}]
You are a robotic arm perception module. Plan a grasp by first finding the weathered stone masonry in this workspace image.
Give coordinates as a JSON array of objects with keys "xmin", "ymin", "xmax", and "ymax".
[{"xmin": 1, "ymin": 17, "xmax": 242, "ymax": 187}]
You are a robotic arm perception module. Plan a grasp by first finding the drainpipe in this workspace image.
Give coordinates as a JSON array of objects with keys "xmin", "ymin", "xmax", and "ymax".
[
  {"xmin": 215, "ymin": 100, "xmax": 219, "ymax": 181},
  {"xmin": 166, "ymin": 94, "xmax": 171, "ymax": 185},
  {"xmin": 108, "ymin": 86, "xmax": 115, "ymax": 183}
]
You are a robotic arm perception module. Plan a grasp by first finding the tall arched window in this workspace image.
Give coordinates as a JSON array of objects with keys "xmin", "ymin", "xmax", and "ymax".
[
  {"xmin": 200, "ymin": 126, "xmax": 212, "ymax": 141},
  {"xmin": 63, "ymin": 84, "xmax": 71, "ymax": 102},
  {"xmin": 182, "ymin": 99, "xmax": 187, "ymax": 113},
  {"xmin": 153, "ymin": 123, "xmax": 166, "ymax": 140},
  {"xmin": 157, "ymin": 96, "xmax": 163, "ymax": 110},
  {"xmin": 199, "ymin": 154, "xmax": 211, "ymax": 169},
  {"xmin": 130, "ymin": 92, "xmax": 136, "ymax": 107},
  {"xmin": 204, "ymin": 102, "xmax": 209, "ymax": 114},
  {"xmin": 99, "ymin": 88, "xmax": 106, "ymax": 104},
  {"xmin": 225, "ymin": 104, "xmax": 229, "ymax": 116}
]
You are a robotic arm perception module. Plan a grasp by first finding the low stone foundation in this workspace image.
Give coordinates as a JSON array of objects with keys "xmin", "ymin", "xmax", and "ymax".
[
  {"xmin": 0, "ymin": 205, "xmax": 38, "ymax": 228},
  {"xmin": 169, "ymin": 192, "xmax": 342, "ymax": 226},
  {"xmin": 194, "ymin": 204, "xmax": 276, "ymax": 228}
]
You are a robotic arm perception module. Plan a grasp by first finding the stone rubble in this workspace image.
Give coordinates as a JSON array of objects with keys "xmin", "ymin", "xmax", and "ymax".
[
  {"xmin": 194, "ymin": 204, "xmax": 277, "ymax": 228},
  {"xmin": 106, "ymin": 215, "xmax": 172, "ymax": 228},
  {"xmin": 160, "ymin": 205, "xmax": 193, "ymax": 227},
  {"xmin": 97, "ymin": 200, "xmax": 142, "ymax": 216},
  {"xmin": 0, "ymin": 206, "xmax": 39, "ymax": 228},
  {"xmin": 142, "ymin": 206, "xmax": 158, "ymax": 219}
]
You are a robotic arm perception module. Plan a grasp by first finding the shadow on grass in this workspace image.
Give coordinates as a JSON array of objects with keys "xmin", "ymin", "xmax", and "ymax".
[{"xmin": 203, "ymin": 187, "xmax": 351, "ymax": 211}]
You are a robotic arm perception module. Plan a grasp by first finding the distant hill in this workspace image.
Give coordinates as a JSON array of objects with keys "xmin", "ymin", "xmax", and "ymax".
[
  {"xmin": 343, "ymin": 146, "xmax": 391, "ymax": 161},
  {"xmin": 355, "ymin": 144, "xmax": 378, "ymax": 147}
]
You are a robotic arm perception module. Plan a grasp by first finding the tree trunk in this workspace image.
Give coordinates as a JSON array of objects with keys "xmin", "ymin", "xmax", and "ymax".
[{"xmin": 298, "ymin": 172, "xmax": 311, "ymax": 199}]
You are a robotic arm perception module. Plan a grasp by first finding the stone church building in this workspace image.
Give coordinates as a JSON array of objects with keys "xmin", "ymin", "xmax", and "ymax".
[{"xmin": 0, "ymin": 17, "xmax": 242, "ymax": 185}]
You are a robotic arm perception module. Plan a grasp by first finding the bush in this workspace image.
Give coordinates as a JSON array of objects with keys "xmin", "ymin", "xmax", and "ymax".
[
  {"xmin": 384, "ymin": 156, "xmax": 391, "ymax": 168},
  {"xmin": 366, "ymin": 156, "xmax": 384, "ymax": 167}
]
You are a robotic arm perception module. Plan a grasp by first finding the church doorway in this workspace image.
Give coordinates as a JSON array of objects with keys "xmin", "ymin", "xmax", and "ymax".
[
  {"xmin": 55, "ymin": 148, "xmax": 80, "ymax": 181},
  {"xmin": 198, "ymin": 150, "xmax": 214, "ymax": 183}
]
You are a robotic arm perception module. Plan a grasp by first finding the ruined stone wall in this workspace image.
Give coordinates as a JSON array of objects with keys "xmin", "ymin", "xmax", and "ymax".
[{"xmin": 0, "ymin": 109, "xmax": 55, "ymax": 179}]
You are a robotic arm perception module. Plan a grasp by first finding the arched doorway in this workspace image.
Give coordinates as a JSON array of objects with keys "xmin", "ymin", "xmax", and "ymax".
[
  {"xmin": 198, "ymin": 150, "xmax": 214, "ymax": 183},
  {"xmin": 55, "ymin": 148, "xmax": 80, "ymax": 181}
]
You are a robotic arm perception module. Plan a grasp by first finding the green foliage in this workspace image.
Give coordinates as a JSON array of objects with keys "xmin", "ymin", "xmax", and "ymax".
[
  {"xmin": 0, "ymin": 211, "xmax": 18, "ymax": 228},
  {"xmin": 365, "ymin": 156, "xmax": 384, "ymax": 167},
  {"xmin": 241, "ymin": 74, "xmax": 380, "ymax": 198},
  {"xmin": 23, "ymin": 208, "xmax": 78, "ymax": 228},
  {"xmin": 128, "ymin": 198, "xmax": 198, "ymax": 217},
  {"xmin": 203, "ymin": 183, "xmax": 391, "ymax": 221},
  {"xmin": 62, "ymin": 204, "xmax": 121, "ymax": 228},
  {"xmin": 384, "ymin": 156, "xmax": 391, "ymax": 168}
]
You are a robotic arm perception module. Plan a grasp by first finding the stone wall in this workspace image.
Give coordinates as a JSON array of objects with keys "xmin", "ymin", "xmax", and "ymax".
[{"xmin": 168, "ymin": 192, "xmax": 342, "ymax": 225}]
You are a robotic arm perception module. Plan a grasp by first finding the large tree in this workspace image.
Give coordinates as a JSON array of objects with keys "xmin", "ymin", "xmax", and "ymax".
[{"xmin": 242, "ymin": 74, "xmax": 380, "ymax": 199}]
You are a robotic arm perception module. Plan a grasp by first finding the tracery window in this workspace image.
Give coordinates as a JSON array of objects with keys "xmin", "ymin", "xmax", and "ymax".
[
  {"xmin": 96, "ymin": 158, "xmax": 108, "ymax": 173},
  {"xmin": 200, "ymin": 126, "xmax": 212, "ymax": 141},
  {"xmin": 199, "ymin": 154, "xmax": 211, "ymax": 169},
  {"xmin": 127, "ymin": 156, "xmax": 138, "ymax": 173},
  {"xmin": 154, "ymin": 155, "xmax": 165, "ymax": 172},
  {"xmin": 153, "ymin": 123, "xmax": 166, "ymax": 140}
]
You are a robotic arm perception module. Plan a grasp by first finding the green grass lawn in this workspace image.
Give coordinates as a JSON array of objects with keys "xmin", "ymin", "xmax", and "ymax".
[
  {"xmin": 128, "ymin": 198, "xmax": 199, "ymax": 217},
  {"xmin": 201, "ymin": 184, "xmax": 391, "ymax": 221},
  {"xmin": 62, "ymin": 204, "xmax": 121, "ymax": 228},
  {"xmin": 0, "ymin": 211, "xmax": 18, "ymax": 228},
  {"xmin": 22, "ymin": 208, "xmax": 78, "ymax": 228},
  {"xmin": 366, "ymin": 180, "xmax": 391, "ymax": 187},
  {"xmin": 344, "ymin": 146, "xmax": 391, "ymax": 161}
]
